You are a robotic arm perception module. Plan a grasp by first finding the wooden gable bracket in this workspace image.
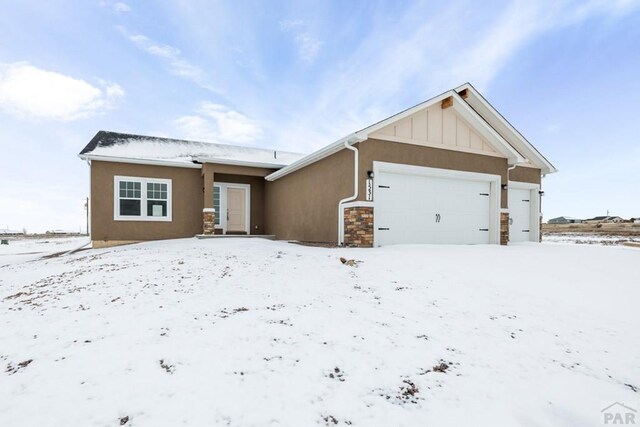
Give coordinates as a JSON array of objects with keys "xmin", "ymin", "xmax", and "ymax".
[
  {"xmin": 441, "ymin": 96, "xmax": 453, "ymax": 109},
  {"xmin": 458, "ymin": 88, "xmax": 469, "ymax": 99}
]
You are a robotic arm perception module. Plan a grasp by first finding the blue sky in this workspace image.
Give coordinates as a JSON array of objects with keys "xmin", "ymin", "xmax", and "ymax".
[{"xmin": 1, "ymin": 0, "xmax": 639, "ymax": 232}]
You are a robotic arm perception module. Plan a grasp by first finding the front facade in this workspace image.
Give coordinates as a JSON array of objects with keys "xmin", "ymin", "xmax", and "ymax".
[{"xmin": 79, "ymin": 84, "xmax": 556, "ymax": 248}]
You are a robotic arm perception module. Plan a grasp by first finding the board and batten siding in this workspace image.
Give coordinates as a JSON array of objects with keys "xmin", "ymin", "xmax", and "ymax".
[{"xmin": 369, "ymin": 103, "xmax": 500, "ymax": 157}]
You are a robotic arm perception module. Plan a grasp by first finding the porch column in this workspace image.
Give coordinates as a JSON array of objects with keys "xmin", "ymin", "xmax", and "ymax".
[
  {"xmin": 500, "ymin": 211, "xmax": 509, "ymax": 245},
  {"xmin": 343, "ymin": 204, "xmax": 374, "ymax": 248},
  {"xmin": 202, "ymin": 167, "xmax": 215, "ymax": 235}
]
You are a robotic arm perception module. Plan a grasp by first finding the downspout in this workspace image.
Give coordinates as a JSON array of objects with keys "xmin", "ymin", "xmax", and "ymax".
[
  {"xmin": 337, "ymin": 141, "xmax": 359, "ymax": 245},
  {"xmin": 86, "ymin": 159, "xmax": 92, "ymax": 238}
]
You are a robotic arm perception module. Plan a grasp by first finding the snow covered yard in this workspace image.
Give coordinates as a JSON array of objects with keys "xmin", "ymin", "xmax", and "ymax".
[
  {"xmin": 0, "ymin": 236, "xmax": 89, "ymax": 266},
  {"xmin": 0, "ymin": 239, "xmax": 638, "ymax": 426}
]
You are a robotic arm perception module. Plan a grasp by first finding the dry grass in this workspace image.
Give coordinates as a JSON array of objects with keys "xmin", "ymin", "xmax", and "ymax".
[{"xmin": 543, "ymin": 222, "xmax": 640, "ymax": 236}]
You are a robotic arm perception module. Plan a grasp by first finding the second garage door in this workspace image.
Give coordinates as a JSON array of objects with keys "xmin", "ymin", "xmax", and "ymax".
[{"xmin": 375, "ymin": 169, "xmax": 494, "ymax": 245}]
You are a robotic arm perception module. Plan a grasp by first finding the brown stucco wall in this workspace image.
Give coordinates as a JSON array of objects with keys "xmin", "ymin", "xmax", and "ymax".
[
  {"xmin": 358, "ymin": 138, "xmax": 510, "ymax": 208},
  {"xmin": 264, "ymin": 148, "xmax": 354, "ymax": 243},
  {"xmin": 90, "ymin": 161, "xmax": 203, "ymax": 242},
  {"xmin": 202, "ymin": 163, "xmax": 276, "ymax": 209},
  {"xmin": 509, "ymin": 166, "xmax": 542, "ymax": 184},
  {"xmin": 214, "ymin": 173, "xmax": 266, "ymax": 235}
]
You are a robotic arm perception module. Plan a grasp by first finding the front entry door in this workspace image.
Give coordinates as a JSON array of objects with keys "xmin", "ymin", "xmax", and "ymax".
[{"xmin": 226, "ymin": 187, "xmax": 247, "ymax": 232}]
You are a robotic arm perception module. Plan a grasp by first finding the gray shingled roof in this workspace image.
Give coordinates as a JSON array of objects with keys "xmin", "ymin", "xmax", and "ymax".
[{"xmin": 79, "ymin": 131, "xmax": 305, "ymax": 167}]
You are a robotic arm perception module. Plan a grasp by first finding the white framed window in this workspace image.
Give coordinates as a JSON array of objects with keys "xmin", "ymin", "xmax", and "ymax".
[
  {"xmin": 213, "ymin": 185, "xmax": 221, "ymax": 226},
  {"xmin": 114, "ymin": 176, "xmax": 172, "ymax": 221}
]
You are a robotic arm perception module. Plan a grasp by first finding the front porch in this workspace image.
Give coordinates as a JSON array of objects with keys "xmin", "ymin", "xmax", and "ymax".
[
  {"xmin": 200, "ymin": 163, "xmax": 276, "ymax": 236},
  {"xmin": 195, "ymin": 234, "xmax": 276, "ymax": 240}
]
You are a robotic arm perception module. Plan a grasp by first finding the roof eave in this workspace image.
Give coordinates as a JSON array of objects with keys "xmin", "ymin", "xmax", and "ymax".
[
  {"xmin": 455, "ymin": 83, "xmax": 558, "ymax": 174},
  {"xmin": 265, "ymin": 133, "xmax": 365, "ymax": 181},
  {"xmin": 193, "ymin": 157, "xmax": 290, "ymax": 169},
  {"xmin": 79, "ymin": 154, "xmax": 203, "ymax": 169}
]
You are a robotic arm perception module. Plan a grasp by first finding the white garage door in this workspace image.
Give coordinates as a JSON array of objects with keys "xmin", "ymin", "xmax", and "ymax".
[
  {"xmin": 376, "ymin": 170, "xmax": 492, "ymax": 245},
  {"xmin": 509, "ymin": 188, "xmax": 532, "ymax": 242}
]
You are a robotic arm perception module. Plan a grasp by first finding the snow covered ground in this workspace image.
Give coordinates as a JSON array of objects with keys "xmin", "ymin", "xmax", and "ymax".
[
  {"xmin": 0, "ymin": 236, "xmax": 90, "ymax": 266},
  {"xmin": 1, "ymin": 238, "xmax": 638, "ymax": 426}
]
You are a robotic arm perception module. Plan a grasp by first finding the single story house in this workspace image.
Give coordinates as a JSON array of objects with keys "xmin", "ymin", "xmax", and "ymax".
[
  {"xmin": 584, "ymin": 216, "xmax": 624, "ymax": 224},
  {"xmin": 548, "ymin": 216, "xmax": 583, "ymax": 224},
  {"xmin": 79, "ymin": 83, "xmax": 557, "ymax": 248}
]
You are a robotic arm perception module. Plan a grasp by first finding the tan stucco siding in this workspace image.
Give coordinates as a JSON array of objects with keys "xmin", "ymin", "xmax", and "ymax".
[
  {"xmin": 213, "ymin": 173, "xmax": 266, "ymax": 235},
  {"xmin": 509, "ymin": 166, "xmax": 542, "ymax": 184},
  {"xmin": 90, "ymin": 161, "xmax": 203, "ymax": 242},
  {"xmin": 358, "ymin": 138, "xmax": 510, "ymax": 208},
  {"xmin": 265, "ymin": 149, "xmax": 354, "ymax": 243}
]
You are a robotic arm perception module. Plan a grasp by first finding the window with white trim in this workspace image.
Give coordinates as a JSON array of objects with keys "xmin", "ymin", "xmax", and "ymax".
[
  {"xmin": 213, "ymin": 185, "xmax": 221, "ymax": 225},
  {"xmin": 114, "ymin": 176, "xmax": 172, "ymax": 221}
]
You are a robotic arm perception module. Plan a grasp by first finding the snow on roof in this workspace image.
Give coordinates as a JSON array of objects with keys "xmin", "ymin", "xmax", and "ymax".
[{"xmin": 79, "ymin": 131, "xmax": 305, "ymax": 168}]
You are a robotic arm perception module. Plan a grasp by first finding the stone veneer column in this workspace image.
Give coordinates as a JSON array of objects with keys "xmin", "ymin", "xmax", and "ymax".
[
  {"xmin": 343, "ymin": 206, "xmax": 374, "ymax": 248},
  {"xmin": 539, "ymin": 215, "xmax": 543, "ymax": 243},
  {"xmin": 203, "ymin": 208, "xmax": 216, "ymax": 235},
  {"xmin": 500, "ymin": 212, "xmax": 509, "ymax": 245}
]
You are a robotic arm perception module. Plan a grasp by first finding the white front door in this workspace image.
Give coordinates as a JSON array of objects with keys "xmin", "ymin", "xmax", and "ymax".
[
  {"xmin": 213, "ymin": 182, "xmax": 250, "ymax": 234},
  {"xmin": 509, "ymin": 187, "xmax": 533, "ymax": 242},
  {"xmin": 226, "ymin": 187, "xmax": 246, "ymax": 232},
  {"xmin": 376, "ymin": 168, "xmax": 494, "ymax": 245}
]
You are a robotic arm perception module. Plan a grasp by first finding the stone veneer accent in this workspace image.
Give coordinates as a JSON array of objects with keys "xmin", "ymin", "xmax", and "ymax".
[
  {"xmin": 203, "ymin": 209, "xmax": 216, "ymax": 235},
  {"xmin": 343, "ymin": 206, "xmax": 374, "ymax": 248},
  {"xmin": 500, "ymin": 212, "xmax": 509, "ymax": 246},
  {"xmin": 539, "ymin": 215, "xmax": 543, "ymax": 243}
]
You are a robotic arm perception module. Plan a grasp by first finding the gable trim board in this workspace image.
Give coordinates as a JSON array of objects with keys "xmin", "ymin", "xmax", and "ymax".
[
  {"xmin": 455, "ymin": 83, "xmax": 557, "ymax": 175},
  {"xmin": 266, "ymin": 87, "xmax": 538, "ymax": 182},
  {"xmin": 79, "ymin": 83, "xmax": 554, "ymax": 247}
]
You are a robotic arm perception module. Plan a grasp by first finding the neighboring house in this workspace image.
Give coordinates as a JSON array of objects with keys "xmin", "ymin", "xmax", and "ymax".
[
  {"xmin": 585, "ymin": 216, "xmax": 624, "ymax": 224},
  {"xmin": 548, "ymin": 216, "xmax": 583, "ymax": 224},
  {"xmin": 79, "ymin": 83, "xmax": 557, "ymax": 248},
  {"xmin": 0, "ymin": 229, "xmax": 24, "ymax": 236},
  {"xmin": 631, "ymin": 218, "xmax": 640, "ymax": 224}
]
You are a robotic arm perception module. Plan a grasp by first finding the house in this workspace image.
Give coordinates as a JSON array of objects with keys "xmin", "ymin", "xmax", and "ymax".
[
  {"xmin": 632, "ymin": 218, "xmax": 640, "ymax": 224},
  {"xmin": 78, "ymin": 83, "xmax": 557, "ymax": 248},
  {"xmin": 548, "ymin": 216, "xmax": 583, "ymax": 224},
  {"xmin": 0, "ymin": 229, "xmax": 24, "ymax": 236},
  {"xmin": 585, "ymin": 216, "xmax": 624, "ymax": 224}
]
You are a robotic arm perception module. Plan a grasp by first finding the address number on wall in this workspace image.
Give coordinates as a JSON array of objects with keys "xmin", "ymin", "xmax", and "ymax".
[{"xmin": 366, "ymin": 178, "xmax": 373, "ymax": 201}]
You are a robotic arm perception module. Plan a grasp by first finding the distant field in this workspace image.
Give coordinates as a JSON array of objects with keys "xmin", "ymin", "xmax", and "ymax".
[
  {"xmin": 543, "ymin": 222, "xmax": 640, "ymax": 235},
  {"xmin": 542, "ymin": 223, "xmax": 640, "ymax": 246}
]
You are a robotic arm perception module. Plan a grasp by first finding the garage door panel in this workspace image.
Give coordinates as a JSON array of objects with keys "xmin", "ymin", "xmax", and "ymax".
[
  {"xmin": 376, "ymin": 169, "xmax": 494, "ymax": 245},
  {"xmin": 509, "ymin": 188, "xmax": 532, "ymax": 243}
]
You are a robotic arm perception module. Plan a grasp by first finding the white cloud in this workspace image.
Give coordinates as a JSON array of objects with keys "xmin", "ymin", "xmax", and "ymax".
[
  {"xmin": 0, "ymin": 62, "xmax": 124, "ymax": 121},
  {"xmin": 113, "ymin": 2, "xmax": 131, "ymax": 13},
  {"xmin": 117, "ymin": 26, "xmax": 213, "ymax": 88},
  {"xmin": 278, "ymin": 20, "xmax": 304, "ymax": 31},
  {"xmin": 279, "ymin": 20, "xmax": 323, "ymax": 63},
  {"xmin": 175, "ymin": 102, "xmax": 263, "ymax": 144},
  {"xmin": 283, "ymin": 0, "xmax": 640, "ymax": 149}
]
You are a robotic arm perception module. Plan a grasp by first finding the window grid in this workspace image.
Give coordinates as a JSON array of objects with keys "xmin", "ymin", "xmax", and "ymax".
[
  {"xmin": 115, "ymin": 177, "xmax": 171, "ymax": 221},
  {"xmin": 213, "ymin": 186, "xmax": 221, "ymax": 225},
  {"xmin": 119, "ymin": 181, "xmax": 141, "ymax": 199},
  {"xmin": 147, "ymin": 182, "xmax": 168, "ymax": 200}
]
